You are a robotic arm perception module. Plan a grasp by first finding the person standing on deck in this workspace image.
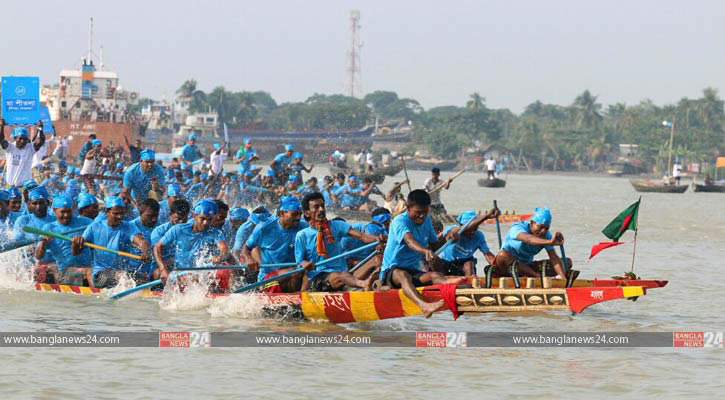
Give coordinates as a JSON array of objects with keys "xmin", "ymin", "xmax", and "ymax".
[
  {"xmin": 270, "ymin": 144, "xmax": 294, "ymax": 176},
  {"xmin": 242, "ymin": 197, "xmax": 309, "ymax": 292},
  {"xmin": 35, "ymin": 195, "xmax": 94, "ymax": 286},
  {"xmin": 423, "ymin": 168, "xmax": 451, "ymax": 215},
  {"xmin": 295, "ymin": 192, "xmax": 382, "ymax": 292},
  {"xmin": 234, "ymin": 138, "xmax": 259, "ymax": 175},
  {"xmin": 485, "ymin": 155, "xmax": 497, "ymax": 180},
  {"xmin": 434, "ymin": 210, "xmax": 499, "ymax": 277},
  {"xmin": 379, "ymin": 189, "xmax": 465, "ymax": 318},
  {"xmin": 493, "ymin": 207, "xmax": 570, "ymax": 278},
  {"xmin": 72, "ymin": 197, "xmax": 152, "ymax": 288},
  {"xmin": 209, "ymin": 142, "xmax": 227, "ymax": 177},
  {"xmin": 180, "ymin": 134, "xmax": 203, "ymax": 173},
  {"xmin": 1, "ymin": 119, "xmax": 46, "ymax": 187},
  {"xmin": 78, "ymin": 134, "xmax": 96, "ymax": 162},
  {"xmin": 122, "ymin": 149, "xmax": 165, "ymax": 201},
  {"xmin": 124, "ymin": 137, "xmax": 142, "ymax": 164},
  {"xmin": 672, "ymin": 158, "xmax": 683, "ymax": 186}
]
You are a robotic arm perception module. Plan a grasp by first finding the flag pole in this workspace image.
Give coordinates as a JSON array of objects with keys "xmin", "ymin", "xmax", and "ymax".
[{"xmin": 629, "ymin": 196, "xmax": 642, "ymax": 273}]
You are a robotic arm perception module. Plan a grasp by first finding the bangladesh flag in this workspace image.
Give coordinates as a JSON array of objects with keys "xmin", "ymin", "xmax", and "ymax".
[{"xmin": 601, "ymin": 199, "xmax": 640, "ymax": 241}]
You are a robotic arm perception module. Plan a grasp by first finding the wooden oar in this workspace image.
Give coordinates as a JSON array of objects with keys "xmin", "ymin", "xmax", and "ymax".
[
  {"xmin": 349, "ymin": 250, "xmax": 379, "ymax": 274},
  {"xmin": 0, "ymin": 226, "xmax": 87, "ymax": 253},
  {"xmin": 493, "ymin": 200, "xmax": 503, "ymax": 250},
  {"xmin": 234, "ymin": 241, "xmax": 379, "ymax": 294},
  {"xmin": 401, "ymin": 156, "xmax": 412, "ymax": 192},
  {"xmin": 559, "ymin": 242, "xmax": 572, "ymax": 288},
  {"xmin": 429, "ymin": 170, "xmax": 464, "ymax": 195},
  {"xmin": 85, "ymin": 174, "xmax": 123, "ymax": 181},
  {"xmin": 434, "ymin": 214, "xmax": 478, "ymax": 256},
  {"xmin": 174, "ymin": 262, "xmax": 296, "ymax": 272},
  {"xmin": 22, "ymin": 227, "xmax": 143, "ymax": 260},
  {"xmin": 110, "ymin": 272, "xmax": 191, "ymax": 300}
]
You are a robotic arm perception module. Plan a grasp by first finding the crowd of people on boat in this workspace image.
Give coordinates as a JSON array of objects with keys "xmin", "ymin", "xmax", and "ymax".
[{"xmin": 0, "ymin": 118, "xmax": 571, "ymax": 317}]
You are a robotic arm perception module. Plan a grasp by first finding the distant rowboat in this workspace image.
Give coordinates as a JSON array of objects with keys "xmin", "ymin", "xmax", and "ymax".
[
  {"xmin": 477, "ymin": 178, "xmax": 506, "ymax": 188},
  {"xmin": 693, "ymin": 183, "xmax": 725, "ymax": 193},
  {"xmin": 630, "ymin": 179, "xmax": 688, "ymax": 193}
]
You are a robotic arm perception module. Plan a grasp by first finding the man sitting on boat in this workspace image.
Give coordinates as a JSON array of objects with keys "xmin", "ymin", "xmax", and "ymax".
[
  {"xmin": 13, "ymin": 187, "xmax": 57, "ymax": 282},
  {"xmin": 334, "ymin": 175, "xmax": 379, "ymax": 211},
  {"xmin": 157, "ymin": 184, "xmax": 185, "ymax": 224},
  {"xmin": 153, "ymin": 199, "xmax": 230, "ymax": 285},
  {"xmin": 341, "ymin": 207, "xmax": 391, "ymax": 278},
  {"xmin": 434, "ymin": 209, "xmax": 499, "ymax": 277},
  {"xmin": 122, "ymin": 149, "xmax": 166, "ymax": 201},
  {"xmin": 243, "ymin": 197, "xmax": 309, "ymax": 292},
  {"xmin": 77, "ymin": 192, "xmax": 100, "ymax": 220},
  {"xmin": 379, "ymin": 189, "xmax": 466, "ymax": 318},
  {"xmin": 36, "ymin": 195, "xmax": 94, "ymax": 286},
  {"xmin": 72, "ymin": 196, "xmax": 152, "ymax": 288},
  {"xmin": 295, "ymin": 192, "xmax": 383, "ymax": 292},
  {"xmin": 424, "ymin": 168, "xmax": 451, "ymax": 215},
  {"xmin": 129, "ymin": 199, "xmax": 161, "ymax": 280},
  {"xmin": 232, "ymin": 205, "xmax": 271, "ymax": 269},
  {"xmin": 150, "ymin": 199, "xmax": 190, "ymax": 276},
  {"xmin": 493, "ymin": 207, "xmax": 569, "ymax": 278}
]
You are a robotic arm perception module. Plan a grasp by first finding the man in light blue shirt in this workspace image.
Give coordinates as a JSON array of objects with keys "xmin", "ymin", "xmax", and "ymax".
[
  {"xmin": 436, "ymin": 210, "xmax": 499, "ymax": 277},
  {"xmin": 495, "ymin": 207, "xmax": 568, "ymax": 278},
  {"xmin": 122, "ymin": 149, "xmax": 166, "ymax": 201},
  {"xmin": 180, "ymin": 134, "xmax": 203, "ymax": 171}
]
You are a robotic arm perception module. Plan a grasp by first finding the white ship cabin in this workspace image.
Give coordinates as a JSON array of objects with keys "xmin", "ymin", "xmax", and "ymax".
[{"xmin": 176, "ymin": 112, "xmax": 219, "ymax": 139}]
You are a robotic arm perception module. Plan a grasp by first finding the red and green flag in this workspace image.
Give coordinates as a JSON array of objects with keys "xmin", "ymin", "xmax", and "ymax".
[{"xmin": 590, "ymin": 198, "xmax": 640, "ymax": 259}]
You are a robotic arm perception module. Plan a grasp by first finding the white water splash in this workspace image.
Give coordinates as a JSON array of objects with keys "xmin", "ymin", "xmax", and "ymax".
[
  {"xmin": 0, "ymin": 244, "xmax": 36, "ymax": 291},
  {"xmin": 159, "ymin": 271, "xmax": 216, "ymax": 311},
  {"xmin": 207, "ymin": 293, "xmax": 267, "ymax": 319}
]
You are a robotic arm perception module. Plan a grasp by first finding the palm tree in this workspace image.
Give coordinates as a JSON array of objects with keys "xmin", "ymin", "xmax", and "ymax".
[
  {"xmin": 177, "ymin": 79, "xmax": 208, "ymax": 113},
  {"xmin": 572, "ymin": 90, "xmax": 603, "ymax": 131},
  {"xmin": 176, "ymin": 79, "xmax": 198, "ymax": 97},
  {"xmin": 466, "ymin": 92, "xmax": 485, "ymax": 110}
]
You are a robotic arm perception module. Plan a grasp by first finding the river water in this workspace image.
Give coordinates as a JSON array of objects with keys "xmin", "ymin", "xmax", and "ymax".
[{"xmin": 1, "ymin": 169, "xmax": 723, "ymax": 399}]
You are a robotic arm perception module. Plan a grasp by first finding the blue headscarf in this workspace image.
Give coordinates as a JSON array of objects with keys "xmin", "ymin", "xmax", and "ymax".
[
  {"xmin": 243, "ymin": 138, "xmax": 251, "ymax": 145},
  {"xmin": 293, "ymin": 152, "xmax": 303, "ymax": 160},
  {"xmin": 140, "ymin": 149, "xmax": 155, "ymax": 161},
  {"xmin": 0, "ymin": 190, "xmax": 9, "ymax": 201},
  {"xmin": 531, "ymin": 207, "xmax": 552, "ymax": 226},
  {"xmin": 229, "ymin": 207, "xmax": 249, "ymax": 221},
  {"xmin": 284, "ymin": 144, "xmax": 294, "ymax": 152},
  {"xmin": 372, "ymin": 211, "xmax": 391, "ymax": 225},
  {"xmin": 23, "ymin": 180, "xmax": 39, "ymax": 190},
  {"xmin": 29, "ymin": 186, "xmax": 50, "ymax": 201},
  {"xmin": 167, "ymin": 184, "xmax": 183, "ymax": 197},
  {"xmin": 250, "ymin": 206, "xmax": 271, "ymax": 224},
  {"xmin": 279, "ymin": 196, "xmax": 302, "ymax": 212},
  {"xmin": 77, "ymin": 192, "xmax": 98, "ymax": 209},
  {"xmin": 457, "ymin": 210, "xmax": 477, "ymax": 226},
  {"xmin": 104, "ymin": 196, "xmax": 126, "ymax": 209},
  {"xmin": 266, "ymin": 169, "xmax": 276, "ymax": 177},
  {"xmin": 12, "ymin": 127, "xmax": 29, "ymax": 139},
  {"xmin": 52, "ymin": 195, "xmax": 74, "ymax": 209},
  {"xmin": 192, "ymin": 199, "xmax": 218, "ymax": 216},
  {"xmin": 92, "ymin": 139, "xmax": 102, "ymax": 147}
]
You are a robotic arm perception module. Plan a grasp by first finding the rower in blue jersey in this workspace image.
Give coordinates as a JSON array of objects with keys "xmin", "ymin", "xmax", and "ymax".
[
  {"xmin": 180, "ymin": 134, "xmax": 203, "ymax": 171},
  {"xmin": 320, "ymin": 176, "xmax": 337, "ymax": 208},
  {"xmin": 5, "ymin": 187, "xmax": 24, "ymax": 226},
  {"xmin": 128, "ymin": 199, "xmax": 161, "ymax": 279},
  {"xmin": 150, "ymin": 199, "xmax": 190, "ymax": 271},
  {"xmin": 340, "ymin": 207, "xmax": 391, "ymax": 276},
  {"xmin": 13, "ymin": 187, "xmax": 57, "ymax": 270},
  {"xmin": 234, "ymin": 138, "xmax": 259, "ymax": 175},
  {"xmin": 122, "ymin": 149, "xmax": 166, "ymax": 201},
  {"xmin": 35, "ymin": 195, "xmax": 94, "ymax": 286},
  {"xmin": 380, "ymin": 190, "xmax": 465, "ymax": 318},
  {"xmin": 154, "ymin": 199, "xmax": 230, "ymax": 283},
  {"xmin": 158, "ymin": 183, "xmax": 185, "ymax": 224},
  {"xmin": 334, "ymin": 175, "xmax": 378, "ymax": 211},
  {"xmin": 77, "ymin": 192, "xmax": 100, "ymax": 220},
  {"xmin": 270, "ymin": 144, "xmax": 294, "ymax": 176},
  {"xmin": 495, "ymin": 207, "xmax": 569, "ymax": 278},
  {"xmin": 435, "ymin": 210, "xmax": 499, "ymax": 277},
  {"xmin": 0, "ymin": 190, "xmax": 11, "ymax": 232},
  {"xmin": 72, "ymin": 197, "xmax": 151, "ymax": 288},
  {"xmin": 228, "ymin": 207, "xmax": 249, "ymax": 243},
  {"xmin": 243, "ymin": 196, "xmax": 309, "ymax": 292},
  {"xmin": 295, "ymin": 192, "xmax": 381, "ymax": 292},
  {"xmin": 296, "ymin": 177, "xmax": 319, "ymax": 198},
  {"xmin": 232, "ymin": 205, "xmax": 270, "ymax": 264}
]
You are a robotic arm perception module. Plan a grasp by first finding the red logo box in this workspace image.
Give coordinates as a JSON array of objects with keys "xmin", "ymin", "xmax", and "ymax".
[
  {"xmin": 416, "ymin": 332, "xmax": 446, "ymax": 348},
  {"xmin": 673, "ymin": 332, "xmax": 704, "ymax": 348},
  {"xmin": 160, "ymin": 332, "xmax": 191, "ymax": 348}
]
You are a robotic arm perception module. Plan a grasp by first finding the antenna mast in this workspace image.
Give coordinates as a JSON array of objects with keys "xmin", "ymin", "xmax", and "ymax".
[
  {"xmin": 346, "ymin": 10, "xmax": 362, "ymax": 98},
  {"xmin": 87, "ymin": 17, "xmax": 94, "ymax": 64}
]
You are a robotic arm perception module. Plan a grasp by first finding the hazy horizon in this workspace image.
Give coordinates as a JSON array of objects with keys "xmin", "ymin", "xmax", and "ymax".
[{"xmin": 2, "ymin": 0, "xmax": 724, "ymax": 112}]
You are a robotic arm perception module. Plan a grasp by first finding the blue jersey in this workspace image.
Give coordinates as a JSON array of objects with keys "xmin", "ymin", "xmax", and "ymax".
[
  {"xmin": 271, "ymin": 153, "xmax": 291, "ymax": 173},
  {"xmin": 159, "ymin": 221, "xmax": 225, "ymax": 269},
  {"xmin": 246, "ymin": 218, "xmax": 309, "ymax": 280},
  {"xmin": 123, "ymin": 163, "xmax": 166, "ymax": 200},
  {"xmin": 181, "ymin": 144, "xmax": 201, "ymax": 168},
  {"xmin": 150, "ymin": 222, "xmax": 176, "ymax": 261},
  {"xmin": 440, "ymin": 225, "xmax": 491, "ymax": 262},
  {"xmin": 341, "ymin": 222, "xmax": 386, "ymax": 258},
  {"xmin": 232, "ymin": 220, "xmax": 256, "ymax": 252},
  {"xmin": 235, "ymin": 148, "xmax": 257, "ymax": 174},
  {"xmin": 295, "ymin": 220, "xmax": 350, "ymax": 280},
  {"xmin": 128, "ymin": 218, "xmax": 159, "ymax": 276},
  {"xmin": 41, "ymin": 217, "xmax": 93, "ymax": 271},
  {"xmin": 82, "ymin": 220, "xmax": 141, "ymax": 276},
  {"xmin": 501, "ymin": 221, "xmax": 553, "ymax": 264},
  {"xmin": 186, "ymin": 182, "xmax": 204, "ymax": 201},
  {"xmin": 13, "ymin": 213, "xmax": 57, "ymax": 263},
  {"xmin": 381, "ymin": 212, "xmax": 438, "ymax": 277},
  {"xmin": 334, "ymin": 184, "xmax": 366, "ymax": 208}
]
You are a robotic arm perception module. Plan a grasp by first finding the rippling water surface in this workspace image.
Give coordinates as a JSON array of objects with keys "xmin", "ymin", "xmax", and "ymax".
[{"xmin": 1, "ymin": 170, "xmax": 723, "ymax": 399}]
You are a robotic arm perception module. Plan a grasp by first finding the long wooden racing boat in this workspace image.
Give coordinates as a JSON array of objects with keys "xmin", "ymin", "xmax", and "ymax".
[
  {"xmin": 329, "ymin": 166, "xmax": 385, "ymax": 184},
  {"xmin": 33, "ymin": 277, "xmax": 667, "ymax": 324},
  {"xmin": 477, "ymin": 178, "xmax": 507, "ymax": 188},
  {"xmin": 332, "ymin": 209, "xmax": 532, "ymax": 226},
  {"xmin": 693, "ymin": 183, "xmax": 725, "ymax": 193},
  {"xmin": 630, "ymin": 179, "xmax": 688, "ymax": 193}
]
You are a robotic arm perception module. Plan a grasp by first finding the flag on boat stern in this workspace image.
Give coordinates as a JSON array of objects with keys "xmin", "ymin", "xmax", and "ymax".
[{"xmin": 590, "ymin": 199, "xmax": 640, "ymax": 259}]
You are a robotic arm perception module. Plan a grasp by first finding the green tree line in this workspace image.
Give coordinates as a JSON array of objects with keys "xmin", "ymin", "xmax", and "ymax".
[{"xmin": 175, "ymin": 79, "xmax": 725, "ymax": 171}]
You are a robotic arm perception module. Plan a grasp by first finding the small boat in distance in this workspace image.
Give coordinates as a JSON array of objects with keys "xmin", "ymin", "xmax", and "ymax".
[
  {"xmin": 477, "ymin": 177, "xmax": 506, "ymax": 188},
  {"xmin": 693, "ymin": 182, "xmax": 725, "ymax": 193},
  {"xmin": 630, "ymin": 179, "xmax": 688, "ymax": 193}
]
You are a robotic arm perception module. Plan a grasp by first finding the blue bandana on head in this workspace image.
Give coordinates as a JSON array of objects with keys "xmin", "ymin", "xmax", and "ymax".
[
  {"xmin": 372, "ymin": 212, "xmax": 391, "ymax": 225},
  {"xmin": 104, "ymin": 196, "xmax": 126, "ymax": 210},
  {"xmin": 243, "ymin": 138, "xmax": 251, "ymax": 145},
  {"xmin": 140, "ymin": 149, "xmax": 155, "ymax": 161},
  {"xmin": 0, "ymin": 190, "xmax": 9, "ymax": 201},
  {"xmin": 293, "ymin": 152, "xmax": 303, "ymax": 160},
  {"xmin": 58, "ymin": 160, "xmax": 68, "ymax": 168},
  {"xmin": 188, "ymin": 134, "xmax": 197, "ymax": 141},
  {"xmin": 244, "ymin": 171, "xmax": 253, "ymax": 177},
  {"xmin": 287, "ymin": 175, "xmax": 299, "ymax": 184},
  {"xmin": 23, "ymin": 180, "xmax": 39, "ymax": 190},
  {"xmin": 348, "ymin": 176, "xmax": 359, "ymax": 183},
  {"xmin": 12, "ymin": 127, "xmax": 29, "ymax": 139},
  {"xmin": 167, "ymin": 184, "xmax": 182, "ymax": 197},
  {"xmin": 284, "ymin": 144, "xmax": 294, "ymax": 152},
  {"xmin": 266, "ymin": 169, "xmax": 276, "ymax": 177},
  {"xmin": 29, "ymin": 187, "xmax": 50, "ymax": 201},
  {"xmin": 531, "ymin": 207, "xmax": 552, "ymax": 226},
  {"xmin": 92, "ymin": 139, "xmax": 102, "ymax": 147},
  {"xmin": 250, "ymin": 207, "xmax": 271, "ymax": 224},
  {"xmin": 7, "ymin": 187, "xmax": 21, "ymax": 200},
  {"xmin": 279, "ymin": 196, "xmax": 302, "ymax": 212},
  {"xmin": 77, "ymin": 192, "xmax": 98, "ymax": 209},
  {"xmin": 214, "ymin": 143, "xmax": 221, "ymax": 150},
  {"xmin": 193, "ymin": 199, "xmax": 218, "ymax": 216},
  {"xmin": 52, "ymin": 195, "xmax": 74, "ymax": 209},
  {"xmin": 457, "ymin": 210, "xmax": 477, "ymax": 226},
  {"xmin": 116, "ymin": 162, "xmax": 123, "ymax": 169},
  {"xmin": 230, "ymin": 207, "xmax": 249, "ymax": 221}
]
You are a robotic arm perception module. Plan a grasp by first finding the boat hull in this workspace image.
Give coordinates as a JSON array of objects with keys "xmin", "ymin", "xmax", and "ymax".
[
  {"xmin": 693, "ymin": 184, "xmax": 725, "ymax": 193},
  {"xmin": 630, "ymin": 179, "xmax": 688, "ymax": 193},
  {"xmin": 33, "ymin": 278, "xmax": 664, "ymax": 323},
  {"xmin": 477, "ymin": 178, "xmax": 507, "ymax": 188},
  {"xmin": 328, "ymin": 166, "xmax": 385, "ymax": 184}
]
